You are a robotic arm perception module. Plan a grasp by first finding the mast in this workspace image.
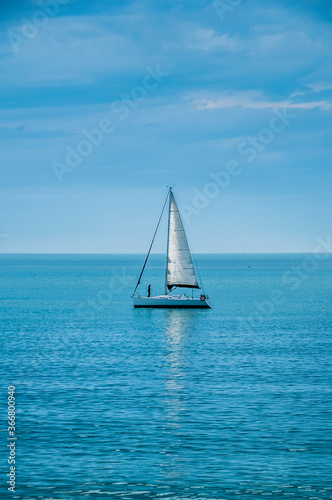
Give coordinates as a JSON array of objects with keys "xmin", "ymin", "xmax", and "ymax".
[{"xmin": 164, "ymin": 186, "xmax": 172, "ymax": 295}]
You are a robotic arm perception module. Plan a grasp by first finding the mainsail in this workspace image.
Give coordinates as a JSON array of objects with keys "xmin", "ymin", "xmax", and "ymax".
[{"xmin": 166, "ymin": 191, "xmax": 200, "ymax": 290}]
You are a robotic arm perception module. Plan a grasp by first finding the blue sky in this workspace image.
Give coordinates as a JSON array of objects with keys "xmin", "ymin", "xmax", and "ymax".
[{"xmin": 0, "ymin": 0, "xmax": 331, "ymax": 253}]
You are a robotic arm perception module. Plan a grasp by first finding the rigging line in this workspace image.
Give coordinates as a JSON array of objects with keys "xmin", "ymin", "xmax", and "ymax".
[
  {"xmin": 191, "ymin": 252, "xmax": 205, "ymax": 295},
  {"xmin": 132, "ymin": 190, "xmax": 170, "ymax": 296}
]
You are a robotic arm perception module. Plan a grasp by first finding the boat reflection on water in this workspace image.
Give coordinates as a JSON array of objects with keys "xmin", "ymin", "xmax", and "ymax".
[
  {"xmin": 158, "ymin": 310, "xmax": 200, "ymax": 481},
  {"xmin": 164, "ymin": 309, "xmax": 199, "ymax": 375}
]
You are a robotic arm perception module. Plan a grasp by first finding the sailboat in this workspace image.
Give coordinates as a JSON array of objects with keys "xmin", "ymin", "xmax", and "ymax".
[{"xmin": 132, "ymin": 187, "xmax": 211, "ymax": 308}]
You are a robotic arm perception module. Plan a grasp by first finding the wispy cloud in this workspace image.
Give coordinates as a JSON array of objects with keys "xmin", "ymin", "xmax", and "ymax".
[
  {"xmin": 167, "ymin": 25, "xmax": 240, "ymax": 52},
  {"xmin": 0, "ymin": 15, "xmax": 148, "ymax": 88},
  {"xmin": 189, "ymin": 90, "xmax": 332, "ymax": 111},
  {"xmin": 307, "ymin": 82, "xmax": 332, "ymax": 92}
]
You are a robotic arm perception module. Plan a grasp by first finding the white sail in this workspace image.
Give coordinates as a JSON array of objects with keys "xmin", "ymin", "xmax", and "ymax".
[{"xmin": 166, "ymin": 192, "xmax": 199, "ymax": 290}]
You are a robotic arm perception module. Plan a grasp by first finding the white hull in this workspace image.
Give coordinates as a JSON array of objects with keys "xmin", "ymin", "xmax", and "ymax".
[{"xmin": 133, "ymin": 295, "xmax": 211, "ymax": 309}]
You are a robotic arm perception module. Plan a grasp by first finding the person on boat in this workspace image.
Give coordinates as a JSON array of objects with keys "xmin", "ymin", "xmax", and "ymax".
[{"xmin": 148, "ymin": 284, "xmax": 151, "ymax": 297}]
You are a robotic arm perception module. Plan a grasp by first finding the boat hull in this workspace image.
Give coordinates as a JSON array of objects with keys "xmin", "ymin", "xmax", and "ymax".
[{"xmin": 133, "ymin": 295, "xmax": 211, "ymax": 309}]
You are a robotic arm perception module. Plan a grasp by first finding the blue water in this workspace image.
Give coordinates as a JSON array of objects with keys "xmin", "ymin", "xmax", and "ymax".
[{"xmin": 1, "ymin": 254, "xmax": 331, "ymax": 500}]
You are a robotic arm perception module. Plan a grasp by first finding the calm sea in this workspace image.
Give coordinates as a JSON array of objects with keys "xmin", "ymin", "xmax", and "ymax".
[{"xmin": 0, "ymin": 254, "xmax": 331, "ymax": 500}]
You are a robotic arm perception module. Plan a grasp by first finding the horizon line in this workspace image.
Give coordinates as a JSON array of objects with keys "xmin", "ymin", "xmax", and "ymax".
[{"xmin": 0, "ymin": 252, "xmax": 320, "ymax": 256}]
